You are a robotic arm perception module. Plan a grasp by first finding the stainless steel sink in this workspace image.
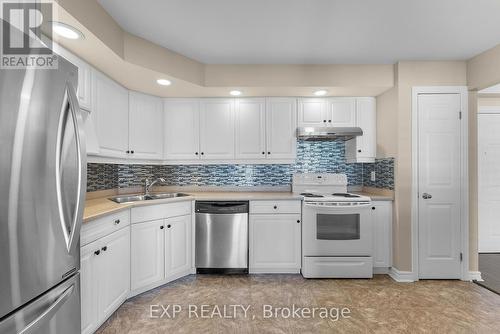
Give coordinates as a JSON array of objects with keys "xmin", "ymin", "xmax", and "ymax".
[{"xmin": 109, "ymin": 192, "xmax": 189, "ymax": 203}]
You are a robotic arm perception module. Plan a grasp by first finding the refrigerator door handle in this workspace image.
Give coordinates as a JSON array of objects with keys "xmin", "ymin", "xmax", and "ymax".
[
  {"xmin": 55, "ymin": 83, "xmax": 86, "ymax": 252},
  {"xmin": 17, "ymin": 284, "xmax": 75, "ymax": 334}
]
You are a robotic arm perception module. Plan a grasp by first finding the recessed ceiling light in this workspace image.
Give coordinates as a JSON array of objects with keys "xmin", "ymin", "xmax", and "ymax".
[
  {"xmin": 52, "ymin": 22, "xmax": 84, "ymax": 40},
  {"xmin": 230, "ymin": 90, "xmax": 242, "ymax": 96},
  {"xmin": 313, "ymin": 89, "xmax": 328, "ymax": 96},
  {"xmin": 157, "ymin": 79, "xmax": 172, "ymax": 86}
]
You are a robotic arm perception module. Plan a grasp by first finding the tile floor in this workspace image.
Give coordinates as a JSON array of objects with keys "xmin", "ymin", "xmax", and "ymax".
[{"xmin": 96, "ymin": 274, "xmax": 500, "ymax": 333}]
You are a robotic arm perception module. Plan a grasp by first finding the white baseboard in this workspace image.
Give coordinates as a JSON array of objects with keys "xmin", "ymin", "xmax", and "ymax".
[
  {"xmin": 373, "ymin": 267, "xmax": 390, "ymax": 274},
  {"xmin": 468, "ymin": 271, "xmax": 483, "ymax": 281},
  {"xmin": 389, "ymin": 267, "xmax": 415, "ymax": 282}
]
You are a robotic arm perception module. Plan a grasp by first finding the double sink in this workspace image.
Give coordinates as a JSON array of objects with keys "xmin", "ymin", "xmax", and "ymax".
[{"xmin": 109, "ymin": 192, "xmax": 190, "ymax": 204}]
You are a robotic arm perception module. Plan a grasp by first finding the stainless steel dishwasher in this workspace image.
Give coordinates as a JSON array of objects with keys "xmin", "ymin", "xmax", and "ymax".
[{"xmin": 195, "ymin": 201, "xmax": 249, "ymax": 274}]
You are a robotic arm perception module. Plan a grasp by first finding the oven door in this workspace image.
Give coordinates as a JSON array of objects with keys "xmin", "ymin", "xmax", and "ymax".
[{"xmin": 302, "ymin": 202, "xmax": 372, "ymax": 256}]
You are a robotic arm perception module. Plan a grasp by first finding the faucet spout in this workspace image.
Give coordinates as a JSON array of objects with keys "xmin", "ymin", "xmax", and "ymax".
[{"xmin": 144, "ymin": 178, "xmax": 166, "ymax": 196}]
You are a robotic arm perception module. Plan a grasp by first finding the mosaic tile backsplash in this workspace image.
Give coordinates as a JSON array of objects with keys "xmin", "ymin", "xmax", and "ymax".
[{"xmin": 87, "ymin": 140, "xmax": 394, "ymax": 192}]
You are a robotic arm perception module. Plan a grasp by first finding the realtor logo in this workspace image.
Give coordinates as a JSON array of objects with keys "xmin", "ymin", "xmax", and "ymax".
[{"xmin": 1, "ymin": 1, "xmax": 57, "ymax": 68}]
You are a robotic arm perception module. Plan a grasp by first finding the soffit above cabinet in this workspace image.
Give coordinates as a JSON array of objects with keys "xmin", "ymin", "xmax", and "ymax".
[{"xmin": 52, "ymin": 1, "xmax": 394, "ymax": 97}]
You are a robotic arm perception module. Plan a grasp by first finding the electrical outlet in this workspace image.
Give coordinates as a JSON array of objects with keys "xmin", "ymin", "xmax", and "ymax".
[{"xmin": 370, "ymin": 171, "xmax": 376, "ymax": 182}]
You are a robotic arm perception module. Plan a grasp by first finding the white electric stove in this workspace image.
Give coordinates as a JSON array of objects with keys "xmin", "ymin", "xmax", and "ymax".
[{"xmin": 293, "ymin": 173, "xmax": 374, "ymax": 278}]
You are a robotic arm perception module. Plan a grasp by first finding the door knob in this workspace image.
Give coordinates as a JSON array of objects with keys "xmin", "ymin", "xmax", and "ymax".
[{"xmin": 422, "ymin": 193, "xmax": 432, "ymax": 199}]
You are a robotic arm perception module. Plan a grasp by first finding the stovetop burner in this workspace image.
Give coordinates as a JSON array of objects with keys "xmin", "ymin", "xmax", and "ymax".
[
  {"xmin": 300, "ymin": 193, "xmax": 324, "ymax": 198},
  {"xmin": 332, "ymin": 193, "xmax": 361, "ymax": 198}
]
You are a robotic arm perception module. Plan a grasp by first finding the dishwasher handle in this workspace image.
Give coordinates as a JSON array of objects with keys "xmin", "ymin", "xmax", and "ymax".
[{"xmin": 195, "ymin": 201, "xmax": 249, "ymax": 214}]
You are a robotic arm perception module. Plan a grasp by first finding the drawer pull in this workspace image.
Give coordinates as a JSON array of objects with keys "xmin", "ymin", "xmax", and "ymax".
[
  {"xmin": 101, "ymin": 246, "xmax": 107, "ymax": 251},
  {"xmin": 297, "ymin": 220, "xmax": 300, "ymax": 223},
  {"xmin": 160, "ymin": 226, "xmax": 164, "ymax": 229},
  {"xmin": 94, "ymin": 250, "xmax": 100, "ymax": 256},
  {"xmin": 273, "ymin": 205, "xmax": 277, "ymax": 209},
  {"xmin": 114, "ymin": 219, "xmax": 120, "ymax": 225},
  {"xmin": 167, "ymin": 224, "xmax": 171, "ymax": 228}
]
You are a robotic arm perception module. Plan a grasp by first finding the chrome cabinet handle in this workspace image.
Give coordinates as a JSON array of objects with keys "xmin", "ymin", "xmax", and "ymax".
[{"xmin": 422, "ymin": 193, "xmax": 432, "ymax": 199}]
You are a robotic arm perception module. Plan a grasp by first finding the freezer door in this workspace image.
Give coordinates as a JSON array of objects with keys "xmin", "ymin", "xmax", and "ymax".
[
  {"xmin": 0, "ymin": 273, "xmax": 80, "ymax": 334},
  {"xmin": 0, "ymin": 56, "xmax": 86, "ymax": 318}
]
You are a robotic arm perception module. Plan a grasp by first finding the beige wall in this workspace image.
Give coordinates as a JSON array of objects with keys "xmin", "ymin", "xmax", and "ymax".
[
  {"xmin": 467, "ymin": 44, "xmax": 500, "ymax": 90},
  {"xmin": 377, "ymin": 61, "xmax": 467, "ymax": 272},
  {"xmin": 376, "ymin": 87, "xmax": 398, "ymax": 158}
]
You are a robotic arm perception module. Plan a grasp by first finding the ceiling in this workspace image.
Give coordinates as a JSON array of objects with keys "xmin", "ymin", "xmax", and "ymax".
[{"xmin": 97, "ymin": 0, "xmax": 500, "ymax": 65}]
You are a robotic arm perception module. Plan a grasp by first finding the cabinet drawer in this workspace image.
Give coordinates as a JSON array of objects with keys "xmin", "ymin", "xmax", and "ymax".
[
  {"xmin": 250, "ymin": 200, "xmax": 301, "ymax": 214},
  {"xmin": 131, "ymin": 201, "xmax": 192, "ymax": 223},
  {"xmin": 81, "ymin": 210, "xmax": 130, "ymax": 246}
]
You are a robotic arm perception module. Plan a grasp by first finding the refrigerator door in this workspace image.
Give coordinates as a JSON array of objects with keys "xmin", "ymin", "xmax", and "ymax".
[
  {"xmin": 0, "ymin": 273, "xmax": 80, "ymax": 334},
  {"xmin": 0, "ymin": 56, "xmax": 86, "ymax": 319}
]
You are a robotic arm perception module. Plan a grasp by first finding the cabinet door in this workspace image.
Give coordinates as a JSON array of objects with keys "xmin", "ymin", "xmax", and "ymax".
[
  {"xmin": 355, "ymin": 97, "xmax": 376, "ymax": 160},
  {"xmin": 249, "ymin": 214, "xmax": 301, "ymax": 273},
  {"xmin": 235, "ymin": 98, "xmax": 266, "ymax": 159},
  {"xmin": 199, "ymin": 98, "xmax": 235, "ymax": 159},
  {"xmin": 266, "ymin": 98, "xmax": 297, "ymax": 160},
  {"xmin": 345, "ymin": 98, "xmax": 376, "ymax": 163},
  {"xmin": 97, "ymin": 227, "xmax": 130, "ymax": 321},
  {"xmin": 93, "ymin": 71, "xmax": 129, "ymax": 158},
  {"xmin": 164, "ymin": 99, "xmax": 200, "ymax": 160},
  {"xmin": 328, "ymin": 97, "xmax": 356, "ymax": 127},
  {"xmin": 165, "ymin": 215, "xmax": 192, "ymax": 280},
  {"xmin": 131, "ymin": 220, "xmax": 165, "ymax": 291},
  {"xmin": 298, "ymin": 98, "xmax": 327, "ymax": 127},
  {"xmin": 129, "ymin": 91, "xmax": 163, "ymax": 160},
  {"xmin": 372, "ymin": 201, "xmax": 392, "ymax": 268},
  {"xmin": 80, "ymin": 241, "xmax": 100, "ymax": 334}
]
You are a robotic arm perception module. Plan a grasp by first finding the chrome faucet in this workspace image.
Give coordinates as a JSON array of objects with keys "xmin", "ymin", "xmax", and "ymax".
[{"xmin": 144, "ymin": 178, "xmax": 166, "ymax": 196}]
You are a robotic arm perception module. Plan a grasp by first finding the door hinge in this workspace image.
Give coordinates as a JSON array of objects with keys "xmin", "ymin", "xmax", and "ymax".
[
  {"xmin": 460, "ymin": 253, "xmax": 463, "ymax": 262},
  {"xmin": 459, "ymin": 111, "xmax": 462, "ymax": 120}
]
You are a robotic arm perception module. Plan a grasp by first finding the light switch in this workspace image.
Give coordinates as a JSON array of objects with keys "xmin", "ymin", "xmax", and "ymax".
[{"xmin": 370, "ymin": 171, "xmax": 376, "ymax": 182}]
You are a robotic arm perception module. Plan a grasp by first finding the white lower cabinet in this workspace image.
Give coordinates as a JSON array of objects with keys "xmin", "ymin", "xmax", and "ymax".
[
  {"xmin": 80, "ymin": 226, "xmax": 130, "ymax": 334},
  {"xmin": 165, "ymin": 215, "xmax": 192, "ymax": 280},
  {"xmin": 131, "ymin": 219, "xmax": 165, "ymax": 291},
  {"xmin": 130, "ymin": 213, "xmax": 192, "ymax": 295},
  {"xmin": 249, "ymin": 213, "xmax": 301, "ymax": 273},
  {"xmin": 371, "ymin": 201, "xmax": 393, "ymax": 269}
]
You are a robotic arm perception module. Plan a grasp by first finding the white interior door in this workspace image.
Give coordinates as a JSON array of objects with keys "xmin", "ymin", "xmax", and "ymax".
[
  {"xmin": 478, "ymin": 113, "xmax": 500, "ymax": 252},
  {"xmin": 417, "ymin": 93, "xmax": 462, "ymax": 279}
]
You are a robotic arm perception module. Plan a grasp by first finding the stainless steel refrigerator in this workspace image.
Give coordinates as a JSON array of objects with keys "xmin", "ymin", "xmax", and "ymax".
[{"xmin": 0, "ymin": 35, "xmax": 86, "ymax": 333}]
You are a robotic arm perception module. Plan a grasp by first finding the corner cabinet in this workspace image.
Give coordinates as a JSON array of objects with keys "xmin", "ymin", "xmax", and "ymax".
[
  {"xmin": 345, "ymin": 97, "xmax": 376, "ymax": 163},
  {"xmin": 371, "ymin": 201, "xmax": 393, "ymax": 270},
  {"xmin": 93, "ymin": 70, "xmax": 129, "ymax": 159},
  {"xmin": 129, "ymin": 201, "xmax": 193, "ymax": 296},
  {"xmin": 128, "ymin": 91, "xmax": 164, "ymax": 160}
]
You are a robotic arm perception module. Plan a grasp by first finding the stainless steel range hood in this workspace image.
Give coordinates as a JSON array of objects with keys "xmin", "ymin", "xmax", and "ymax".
[{"xmin": 297, "ymin": 127, "xmax": 363, "ymax": 141}]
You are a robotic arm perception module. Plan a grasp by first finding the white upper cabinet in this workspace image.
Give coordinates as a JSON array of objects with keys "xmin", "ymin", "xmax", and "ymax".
[
  {"xmin": 266, "ymin": 98, "xmax": 297, "ymax": 160},
  {"xmin": 328, "ymin": 98, "xmax": 356, "ymax": 127},
  {"xmin": 164, "ymin": 99, "xmax": 200, "ymax": 161},
  {"xmin": 128, "ymin": 91, "xmax": 163, "ymax": 160},
  {"xmin": 199, "ymin": 98, "xmax": 235, "ymax": 160},
  {"xmin": 345, "ymin": 97, "xmax": 376, "ymax": 163},
  {"xmin": 54, "ymin": 45, "xmax": 93, "ymax": 111},
  {"xmin": 298, "ymin": 98, "xmax": 327, "ymax": 127},
  {"xmin": 93, "ymin": 70, "xmax": 129, "ymax": 159},
  {"xmin": 235, "ymin": 98, "xmax": 266, "ymax": 159}
]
